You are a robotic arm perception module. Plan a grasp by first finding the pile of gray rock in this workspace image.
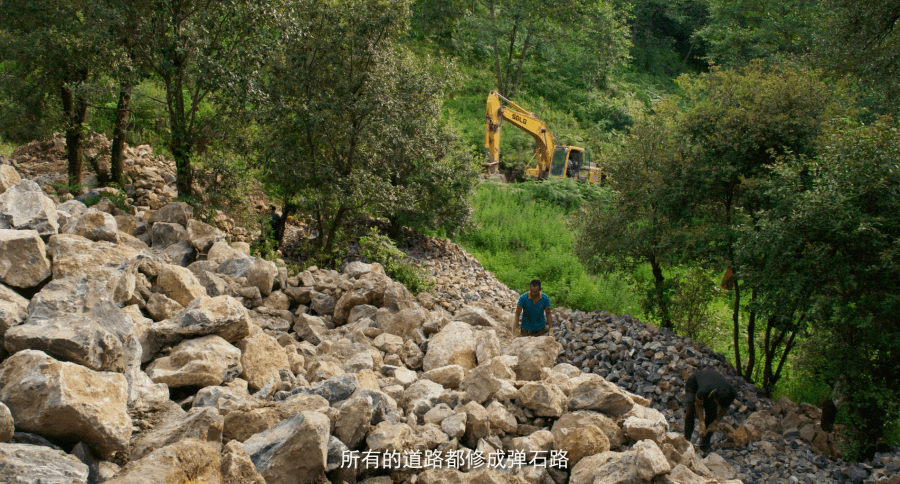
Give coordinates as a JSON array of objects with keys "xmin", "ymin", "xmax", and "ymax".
[{"xmin": 0, "ymin": 161, "xmax": 751, "ymax": 484}]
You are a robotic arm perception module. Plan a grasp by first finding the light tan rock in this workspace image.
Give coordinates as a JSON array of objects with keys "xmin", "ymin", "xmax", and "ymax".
[
  {"xmin": 508, "ymin": 336, "xmax": 562, "ymax": 381},
  {"xmin": 0, "ymin": 442, "xmax": 89, "ymax": 483},
  {"xmin": 62, "ymin": 208, "xmax": 118, "ymax": 242},
  {"xmin": 0, "ymin": 402, "xmax": 13, "ymax": 443},
  {"xmin": 332, "ymin": 272, "xmax": 393, "ymax": 325},
  {"xmin": 556, "ymin": 425, "xmax": 610, "ymax": 467},
  {"xmin": 157, "ymin": 263, "xmax": 207, "ymax": 307},
  {"xmin": 293, "ymin": 313, "xmax": 327, "ymax": 346},
  {"xmin": 373, "ymin": 332, "xmax": 404, "ymax": 354},
  {"xmin": 145, "ymin": 292, "xmax": 184, "ymax": 321},
  {"xmin": 148, "ymin": 201, "xmax": 193, "ymax": 226},
  {"xmin": 0, "ymin": 229, "xmax": 51, "ymax": 288},
  {"xmin": 660, "ymin": 464, "xmax": 708, "ymax": 484},
  {"xmin": 150, "ymin": 295, "xmax": 252, "ymax": 347},
  {"xmin": 366, "ymin": 421, "xmax": 415, "ymax": 453},
  {"xmin": 0, "ymin": 165, "xmax": 22, "ymax": 195},
  {"xmin": 475, "ymin": 329, "xmax": 501, "ymax": 364},
  {"xmin": 223, "ymin": 393, "xmax": 330, "ymax": 442},
  {"xmin": 461, "ymin": 401, "xmax": 491, "ymax": 448},
  {"xmin": 568, "ymin": 376, "xmax": 635, "ymax": 416},
  {"xmin": 262, "ymin": 290, "xmax": 291, "ymax": 311},
  {"xmin": 399, "ymin": 339, "xmax": 424, "ymax": 370},
  {"xmin": 0, "ymin": 282, "xmax": 29, "ymax": 351},
  {"xmin": 377, "ymin": 307, "xmax": 428, "ymax": 340},
  {"xmin": 243, "ymin": 411, "xmax": 330, "ymax": 484},
  {"xmin": 146, "ymin": 335, "xmax": 242, "ymax": 387},
  {"xmin": 423, "ymin": 320, "xmax": 477, "ymax": 371},
  {"xmin": 511, "ymin": 429, "xmax": 555, "ymax": 461},
  {"xmin": 150, "ymin": 221, "xmax": 186, "ymax": 249},
  {"xmin": 441, "ymin": 412, "xmax": 467, "ymax": 439},
  {"xmin": 624, "ymin": 415, "xmax": 667, "ymax": 444},
  {"xmin": 186, "ymin": 219, "xmax": 225, "ymax": 252},
  {"xmin": 485, "ymin": 401, "xmax": 518, "ymax": 435},
  {"xmin": 553, "ymin": 411, "xmax": 625, "ymax": 450},
  {"xmin": 46, "ymin": 233, "xmax": 140, "ymax": 282},
  {"xmin": 248, "ymin": 258, "xmax": 277, "ymax": 297},
  {"xmin": 208, "ymin": 241, "xmax": 245, "ymax": 264},
  {"xmin": 0, "ymin": 350, "xmax": 130, "ymax": 458},
  {"xmin": 403, "ymin": 379, "xmax": 445, "ymax": 419},
  {"xmin": 0, "ymin": 180, "xmax": 59, "ymax": 236},
  {"xmin": 422, "ymin": 364, "xmax": 466, "ymax": 389},
  {"xmin": 569, "ymin": 450, "xmax": 641, "ymax": 484},
  {"xmin": 702, "ymin": 452, "xmax": 735, "ymax": 479},
  {"xmin": 306, "ymin": 359, "xmax": 344, "ymax": 383},
  {"xmin": 461, "ymin": 365, "xmax": 502, "ymax": 404},
  {"xmin": 334, "ymin": 396, "xmax": 374, "ymax": 448},
  {"xmin": 221, "ymin": 439, "xmax": 266, "ymax": 484},
  {"xmin": 634, "ymin": 439, "xmax": 672, "ymax": 481},
  {"xmin": 236, "ymin": 328, "xmax": 290, "ymax": 392},
  {"xmin": 519, "ymin": 381, "xmax": 567, "ymax": 417},
  {"xmin": 424, "ymin": 404, "xmax": 455, "ymax": 426},
  {"xmin": 105, "ymin": 439, "xmax": 222, "ymax": 484},
  {"xmin": 130, "ymin": 405, "xmax": 224, "ymax": 460}
]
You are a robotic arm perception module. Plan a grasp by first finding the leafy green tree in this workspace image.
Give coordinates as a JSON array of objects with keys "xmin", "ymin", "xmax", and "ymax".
[
  {"xmin": 125, "ymin": 0, "xmax": 274, "ymax": 197},
  {"xmin": 753, "ymin": 117, "xmax": 900, "ymax": 459},
  {"xmin": 574, "ymin": 100, "xmax": 689, "ymax": 329},
  {"xmin": 257, "ymin": 0, "xmax": 477, "ymax": 259},
  {"xmin": 629, "ymin": 0, "xmax": 709, "ymax": 76},
  {"xmin": 815, "ymin": 0, "xmax": 900, "ymax": 115},
  {"xmin": 0, "ymin": 0, "xmax": 103, "ymax": 187},
  {"xmin": 697, "ymin": 0, "xmax": 817, "ymax": 66}
]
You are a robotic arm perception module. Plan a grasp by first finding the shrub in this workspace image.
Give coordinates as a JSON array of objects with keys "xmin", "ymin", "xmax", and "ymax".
[{"xmin": 358, "ymin": 228, "xmax": 433, "ymax": 295}]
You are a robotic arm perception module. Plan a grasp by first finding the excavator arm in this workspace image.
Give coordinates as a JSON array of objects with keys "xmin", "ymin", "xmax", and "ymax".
[{"xmin": 485, "ymin": 90, "xmax": 555, "ymax": 177}]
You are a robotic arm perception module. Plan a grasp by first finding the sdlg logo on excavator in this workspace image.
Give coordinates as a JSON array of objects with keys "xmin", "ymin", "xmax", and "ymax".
[{"xmin": 511, "ymin": 113, "xmax": 527, "ymax": 125}]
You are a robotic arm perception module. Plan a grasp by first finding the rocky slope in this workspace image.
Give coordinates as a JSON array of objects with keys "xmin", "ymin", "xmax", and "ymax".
[{"xmin": 0, "ymin": 143, "xmax": 896, "ymax": 484}]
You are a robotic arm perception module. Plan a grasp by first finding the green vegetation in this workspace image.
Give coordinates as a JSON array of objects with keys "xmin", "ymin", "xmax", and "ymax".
[{"xmin": 359, "ymin": 228, "xmax": 433, "ymax": 296}]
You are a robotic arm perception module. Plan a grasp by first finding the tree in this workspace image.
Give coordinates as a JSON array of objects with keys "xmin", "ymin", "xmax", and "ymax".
[
  {"xmin": 574, "ymin": 100, "xmax": 690, "ymax": 329},
  {"xmin": 257, "ymin": 0, "xmax": 477, "ymax": 258},
  {"xmin": 126, "ymin": 0, "xmax": 274, "ymax": 197},
  {"xmin": 675, "ymin": 61, "xmax": 848, "ymax": 385},
  {"xmin": 0, "ymin": 0, "xmax": 103, "ymax": 188}
]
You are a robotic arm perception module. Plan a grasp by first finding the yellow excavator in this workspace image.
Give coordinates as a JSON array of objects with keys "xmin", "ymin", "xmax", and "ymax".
[{"xmin": 484, "ymin": 90, "xmax": 603, "ymax": 183}]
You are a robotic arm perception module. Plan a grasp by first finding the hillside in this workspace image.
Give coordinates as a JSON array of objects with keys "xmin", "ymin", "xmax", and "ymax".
[{"xmin": 0, "ymin": 141, "xmax": 897, "ymax": 483}]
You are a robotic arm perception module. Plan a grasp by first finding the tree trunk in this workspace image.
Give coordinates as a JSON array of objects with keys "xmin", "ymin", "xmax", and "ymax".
[
  {"xmin": 110, "ymin": 85, "xmax": 131, "ymax": 187},
  {"xmin": 60, "ymin": 81, "xmax": 88, "ymax": 189},
  {"xmin": 744, "ymin": 288, "xmax": 757, "ymax": 383},
  {"xmin": 168, "ymin": 72, "xmax": 193, "ymax": 198},
  {"xmin": 732, "ymin": 277, "xmax": 743, "ymax": 377},
  {"xmin": 649, "ymin": 255, "xmax": 671, "ymax": 329}
]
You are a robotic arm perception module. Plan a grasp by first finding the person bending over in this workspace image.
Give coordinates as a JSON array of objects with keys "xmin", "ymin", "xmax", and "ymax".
[{"xmin": 684, "ymin": 369, "xmax": 736, "ymax": 452}]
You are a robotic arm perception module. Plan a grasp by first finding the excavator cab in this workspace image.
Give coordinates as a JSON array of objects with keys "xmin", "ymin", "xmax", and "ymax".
[{"xmin": 550, "ymin": 147, "xmax": 569, "ymax": 177}]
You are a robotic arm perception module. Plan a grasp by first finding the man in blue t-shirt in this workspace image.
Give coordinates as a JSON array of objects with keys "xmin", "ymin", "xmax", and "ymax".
[{"xmin": 514, "ymin": 279, "xmax": 553, "ymax": 337}]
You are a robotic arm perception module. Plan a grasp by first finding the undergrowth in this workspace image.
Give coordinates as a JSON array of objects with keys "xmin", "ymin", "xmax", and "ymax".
[{"xmin": 359, "ymin": 227, "xmax": 433, "ymax": 295}]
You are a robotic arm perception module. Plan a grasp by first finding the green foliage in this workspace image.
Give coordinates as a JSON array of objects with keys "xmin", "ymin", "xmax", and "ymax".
[
  {"xmin": 82, "ymin": 188, "xmax": 129, "ymax": 212},
  {"xmin": 459, "ymin": 181, "xmax": 640, "ymax": 315},
  {"xmin": 358, "ymin": 228, "xmax": 433, "ymax": 295},
  {"xmin": 191, "ymin": 147, "xmax": 253, "ymax": 227}
]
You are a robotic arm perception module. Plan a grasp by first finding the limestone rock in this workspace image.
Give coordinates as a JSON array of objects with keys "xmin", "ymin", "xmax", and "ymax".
[
  {"xmin": 130, "ymin": 405, "xmax": 224, "ymax": 460},
  {"xmin": 0, "ymin": 165, "xmax": 22, "ymax": 195},
  {"xmin": 0, "ymin": 402, "xmax": 13, "ymax": 443},
  {"xmin": 236, "ymin": 328, "xmax": 290, "ymax": 392},
  {"xmin": 461, "ymin": 365, "xmax": 502, "ymax": 404},
  {"xmin": 399, "ymin": 339, "xmax": 424, "ymax": 370},
  {"xmin": 150, "ymin": 221, "xmax": 185, "ymax": 249},
  {"xmin": 221, "ymin": 439, "xmax": 266, "ymax": 484},
  {"xmin": 508, "ymin": 336, "xmax": 562, "ymax": 380},
  {"xmin": 293, "ymin": 313, "xmax": 327, "ymax": 345},
  {"xmin": 423, "ymin": 320, "xmax": 477, "ymax": 371},
  {"xmin": 623, "ymin": 415, "xmax": 667, "ymax": 444},
  {"xmin": 0, "ymin": 180, "xmax": 59, "ymax": 236},
  {"xmin": 0, "ymin": 229, "xmax": 51, "ymax": 288},
  {"xmin": 150, "ymin": 295, "xmax": 252, "ymax": 347},
  {"xmin": 403, "ymin": 379, "xmax": 445, "ymax": 419},
  {"xmin": 343, "ymin": 261, "xmax": 373, "ymax": 278},
  {"xmin": 46, "ymin": 234, "xmax": 141, "ymax": 282},
  {"xmin": 146, "ymin": 335, "xmax": 242, "ymax": 387},
  {"xmin": 570, "ymin": 450, "xmax": 641, "ymax": 484},
  {"xmin": 285, "ymin": 373, "xmax": 359, "ymax": 405},
  {"xmin": 208, "ymin": 241, "xmax": 245, "ymax": 264},
  {"xmin": 553, "ymin": 411, "xmax": 625, "ymax": 450},
  {"xmin": 186, "ymin": 219, "xmax": 225, "ymax": 252},
  {"xmin": 248, "ymin": 258, "xmax": 277, "ymax": 297},
  {"xmin": 61, "ymin": 208, "xmax": 118, "ymax": 242},
  {"xmin": 441, "ymin": 413, "xmax": 467, "ymax": 439},
  {"xmin": 475, "ymin": 329, "xmax": 501, "ymax": 364},
  {"xmin": 334, "ymin": 396, "xmax": 374, "ymax": 448},
  {"xmin": 145, "ymin": 292, "xmax": 184, "ymax": 321},
  {"xmin": 5, "ymin": 277, "xmax": 139, "ymax": 372},
  {"xmin": 148, "ymin": 202, "xmax": 193, "ymax": 226},
  {"xmin": 556, "ymin": 424, "xmax": 610, "ymax": 467},
  {"xmin": 660, "ymin": 464, "xmax": 707, "ymax": 484},
  {"xmin": 702, "ymin": 452, "xmax": 735, "ymax": 480},
  {"xmin": 0, "ymin": 283, "xmax": 29, "ymax": 349},
  {"xmin": 222, "ymin": 393, "xmax": 330, "ymax": 442},
  {"xmin": 378, "ymin": 307, "xmax": 428, "ymax": 340},
  {"xmin": 306, "ymin": 359, "xmax": 343, "ymax": 383},
  {"xmin": 0, "ymin": 350, "xmax": 130, "ymax": 458},
  {"xmin": 485, "ymin": 401, "xmax": 518, "ymax": 435},
  {"xmin": 519, "ymin": 381, "xmax": 567, "ymax": 417},
  {"xmin": 366, "ymin": 421, "xmax": 415, "ymax": 453},
  {"xmin": 104, "ymin": 439, "xmax": 222, "ymax": 484},
  {"xmin": 156, "ymin": 263, "xmax": 207, "ymax": 307},
  {"xmin": 461, "ymin": 401, "xmax": 492, "ymax": 448},
  {"xmin": 243, "ymin": 411, "xmax": 330, "ymax": 484},
  {"xmin": 309, "ymin": 291, "xmax": 336, "ymax": 316},
  {"xmin": 0, "ymin": 442, "xmax": 89, "ymax": 483},
  {"xmin": 634, "ymin": 439, "xmax": 671, "ymax": 481},
  {"xmin": 332, "ymin": 272, "xmax": 393, "ymax": 324},
  {"xmin": 568, "ymin": 376, "xmax": 635, "ymax": 416}
]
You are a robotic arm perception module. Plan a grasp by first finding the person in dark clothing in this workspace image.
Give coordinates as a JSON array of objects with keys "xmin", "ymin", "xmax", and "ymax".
[{"xmin": 684, "ymin": 369, "xmax": 737, "ymax": 452}]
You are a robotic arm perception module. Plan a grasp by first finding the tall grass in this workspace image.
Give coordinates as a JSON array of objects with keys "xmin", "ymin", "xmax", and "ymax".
[{"xmin": 457, "ymin": 180, "xmax": 640, "ymax": 315}]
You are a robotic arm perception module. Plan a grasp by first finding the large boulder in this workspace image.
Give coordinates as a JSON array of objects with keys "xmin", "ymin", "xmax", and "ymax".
[
  {"xmin": 235, "ymin": 327, "xmax": 290, "ymax": 392},
  {"xmin": 0, "ymin": 443, "xmax": 89, "ymax": 483},
  {"xmin": 186, "ymin": 219, "xmax": 225, "ymax": 252},
  {"xmin": 556, "ymin": 425, "xmax": 610, "ymax": 467},
  {"xmin": 334, "ymin": 396, "xmax": 374, "ymax": 448},
  {"xmin": 423, "ymin": 320, "xmax": 477, "ymax": 372},
  {"xmin": 332, "ymin": 271, "xmax": 393, "ymax": 324},
  {"xmin": 145, "ymin": 292, "xmax": 184, "ymax": 322},
  {"xmin": 4, "ymin": 277, "xmax": 139, "ymax": 372},
  {"xmin": 156, "ymin": 263, "xmax": 207, "ymax": 307},
  {"xmin": 104, "ymin": 439, "xmax": 222, "ymax": 484},
  {"xmin": 61, "ymin": 208, "xmax": 119, "ymax": 242},
  {"xmin": 0, "ymin": 165, "xmax": 22, "ymax": 195},
  {"xmin": 146, "ymin": 335, "xmax": 242, "ymax": 388},
  {"xmin": 248, "ymin": 258, "xmax": 277, "ymax": 297},
  {"xmin": 0, "ymin": 350, "xmax": 130, "ymax": 458},
  {"xmin": 0, "ymin": 283, "xmax": 29, "ymax": 352},
  {"xmin": 377, "ymin": 307, "xmax": 429, "ymax": 340},
  {"xmin": 461, "ymin": 365, "xmax": 502, "ymax": 404},
  {"xmin": 634, "ymin": 439, "xmax": 672, "ymax": 481},
  {"xmin": 148, "ymin": 202, "xmax": 193, "ymax": 227},
  {"xmin": 222, "ymin": 393, "xmax": 330, "ymax": 442},
  {"xmin": 568, "ymin": 376, "xmax": 635, "ymax": 416},
  {"xmin": 552, "ymin": 411, "xmax": 625, "ymax": 450},
  {"xmin": 507, "ymin": 336, "xmax": 562, "ymax": 381},
  {"xmin": 570, "ymin": 450, "xmax": 642, "ymax": 484},
  {"xmin": 284, "ymin": 373, "xmax": 359, "ymax": 405},
  {"xmin": 519, "ymin": 381, "xmax": 567, "ymax": 417},
  {"xmin": 243, "ymin": 411, "xmax": 330, "ymax": 484},
  {"xmin": 0, "ymin": 179, "xmax": 59, "ymax": 236},
  {"xmin": 150, "ymin": 295, "xmax": 252, "ymax": 347},
  {"xmin": 46, "ymin": 233, "xmax": 141, "ymax": 282},
  {"xmin": 208, "ymin": 242, "xmax": 246, "ymax": 264},
  {"xmin": 0, "ymin": 229, "xmax": 51, "ymax": 289},
  {"xmin": 293, "ymin": 313, "xmax": 327, "ymax": 346},
  {"xmin": 130, "ymin": 405, "xmax": 224, "ymax": 460},
  {"xmin": 221, "ymin": 439, "xmax": 266, "ymax": 484},
  {"xmin": 151, "ymin": 222, "xmax": 186, "ymax": 249}
]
